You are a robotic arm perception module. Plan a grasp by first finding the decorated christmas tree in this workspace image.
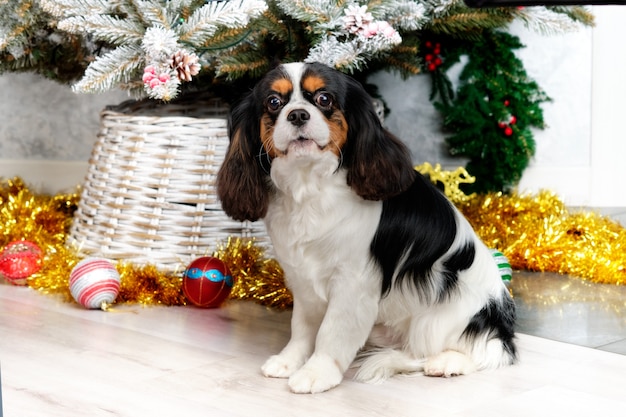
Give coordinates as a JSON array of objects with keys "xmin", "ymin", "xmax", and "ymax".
[
  {"xmin": 0, "ymin": 0, "xmax": 594, "ymax": 192},
  {"xmin": 0, "ymin": 0, "xmax": 95, "ymax": 82}
]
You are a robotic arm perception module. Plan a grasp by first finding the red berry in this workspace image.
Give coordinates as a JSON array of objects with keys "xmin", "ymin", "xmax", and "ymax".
[
  {"xmin": 425, "ymin": 54, "xmax": 434, "ymax": 62},
  {"xmin": 504, "ymin": 100, "xmax": 510, "ymax": 107},
  {"xmin": 427, "ymin": 63, "xmax": 437, "ymax": 72},
  {"xmin": 504, "ymin": 127, "xmax": 513, "ymax": 136},
  {"xmin": 498, "ymin": 122, "xmax": 507, "ymax": 129},
  {"xmin": 425, "ymin": 41, "xmax": 432, "ymax": 48},
  {"xmin": 510, "ymin": 115, "xmax": 517, "ymax": 125},
  {"xmin": 434, "ymin": 57, "xmax": 443, "ymax": 66}
]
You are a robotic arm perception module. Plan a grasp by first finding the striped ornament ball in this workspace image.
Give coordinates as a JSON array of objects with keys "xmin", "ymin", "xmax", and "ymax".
[
  {"xmin": 69, "ymin": 258, "xmax": 121, "ymax": 310},
  {"xmin": 490, "ymin": 249, "xmax": 512, "ymax": 286}
]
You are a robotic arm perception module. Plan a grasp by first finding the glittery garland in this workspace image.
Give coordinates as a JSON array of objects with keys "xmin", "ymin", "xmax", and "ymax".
[
  {"xmin": 460, "ymin": 191, "xmax": 626, "ymax": 285},
  {"xmin": 1, "ymin": 175, "xmax": 624, "ymax": 311},
  {"xmin": 213, "ymin": 238, "xmax": 292, "ymax": 309},
  {"xmin": 0, "ymin": 177, "xmax": 291, "ymax": 308},
  {"xmin": 415, "ymin": 164, "xmax": 626, "ymax": 285}
]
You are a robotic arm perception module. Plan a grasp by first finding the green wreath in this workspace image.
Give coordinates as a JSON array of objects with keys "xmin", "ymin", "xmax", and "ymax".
[{"xmin": 421, "ymin": 30, "xmax": 550, "ymax": 194}]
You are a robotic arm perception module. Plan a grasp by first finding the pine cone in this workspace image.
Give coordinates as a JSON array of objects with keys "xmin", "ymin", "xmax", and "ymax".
[{"xmin": 171, "ymin": 50, "xmax": 200, "ymax": 82}]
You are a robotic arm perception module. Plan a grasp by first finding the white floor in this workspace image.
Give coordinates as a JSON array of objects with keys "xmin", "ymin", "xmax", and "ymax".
[{"xmin": 1, "ymin": 284, "xmax": 626, "ymax": 417}]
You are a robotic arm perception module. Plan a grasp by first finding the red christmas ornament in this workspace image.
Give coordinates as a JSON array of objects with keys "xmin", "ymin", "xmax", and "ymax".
[
  {"xmin": 182, "ymin": 257, "xmax": 234, "ymax": 308},
  {"xmin": 0, "ymin": 240, "xmax": 43, "ymax": 285}
]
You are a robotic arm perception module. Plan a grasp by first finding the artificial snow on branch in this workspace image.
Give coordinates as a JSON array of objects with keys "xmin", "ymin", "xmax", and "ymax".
[
  {"xmin": 368, "ymin": 0, "xmax": 428, "ymax": 31},
  {"xmin": 72, "ymin": 45, "xmax": 145, "ymax": 94},
  {"xmin": 515, "ymin": 6, "xmax": 590, "ymax": 35},
  {"xmin": 57, "ymin": 15, "xmax": 145, "ymax": 45},
  {"xmin": 179, "ymin": 0, "xmax": 267, "ymax": 44},
  {"xmin": 39, "ymin": 0, "xmax": 267, "ymax": 100}
]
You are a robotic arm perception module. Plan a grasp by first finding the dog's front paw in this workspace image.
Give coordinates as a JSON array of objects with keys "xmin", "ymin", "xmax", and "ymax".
[
  {"xmin": 261, "ymin": 354, "xmax": 304, "ymax": 379},
  {"xmin": 288, "ymin": 355, "xmax": 343, "ymax": 394}
]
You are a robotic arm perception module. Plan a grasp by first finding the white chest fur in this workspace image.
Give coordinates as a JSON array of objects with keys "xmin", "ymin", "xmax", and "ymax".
[{"xmin": 264, "ymin": 153, "xmax": 382, "ymax": 300}]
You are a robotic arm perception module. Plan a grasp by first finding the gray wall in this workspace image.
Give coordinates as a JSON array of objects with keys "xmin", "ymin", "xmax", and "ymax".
[{"xmin": 0, "ymin": 72, "xmax": 126, "ymax": 161}]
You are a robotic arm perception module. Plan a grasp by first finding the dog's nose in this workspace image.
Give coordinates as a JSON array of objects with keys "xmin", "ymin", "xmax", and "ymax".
[{"xmin": 287, "ymin": 109, "xmax": 310, "ymax": 127}]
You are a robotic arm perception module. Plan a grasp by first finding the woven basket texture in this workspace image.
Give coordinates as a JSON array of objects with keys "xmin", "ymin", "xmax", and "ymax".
[{"xmin": 68, "ymin": 96, "xmax": 269, "ymax": 273}]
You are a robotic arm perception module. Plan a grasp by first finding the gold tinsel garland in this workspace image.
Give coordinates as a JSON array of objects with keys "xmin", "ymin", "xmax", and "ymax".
[
  {"xmin": 0, "ymin": 177, "xmax": 291, "ymax": 308},
  {"xmin": 460, "ymin": 191, "xmax": 625, "ymax": 285},
  {"xmin": 1, "ymin": 172, "xmax": 624, "ymax": 310}
]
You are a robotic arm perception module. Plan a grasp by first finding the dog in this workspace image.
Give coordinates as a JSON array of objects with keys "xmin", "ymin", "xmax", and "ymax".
[{"xmin": 217, "ymin": 62, "xmax": 517, "ymax": 394}]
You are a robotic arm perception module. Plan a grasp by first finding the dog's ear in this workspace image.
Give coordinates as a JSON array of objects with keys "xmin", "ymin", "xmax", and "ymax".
[
  {"xmin": 342, "ymin": 77, "xmax": 415, "ymax": 200},
  {"xmin": 217, "ymin": 92, "xmax": 270, "ymax": 222}
]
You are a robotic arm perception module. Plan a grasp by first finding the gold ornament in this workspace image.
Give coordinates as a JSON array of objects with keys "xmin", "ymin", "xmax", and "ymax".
[{"xmin": 415, "ymin": 162, "xmax": 476, "ymax": 203}]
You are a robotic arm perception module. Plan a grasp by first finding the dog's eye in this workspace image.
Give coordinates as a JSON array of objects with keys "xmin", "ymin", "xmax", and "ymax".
[
  {"xmin": 315, "ymin": 92, "xmax": 333, "ymax": 108},
  {"xmin": 267, "ymin": 95, "xmax": 283, "ymax": 112}
]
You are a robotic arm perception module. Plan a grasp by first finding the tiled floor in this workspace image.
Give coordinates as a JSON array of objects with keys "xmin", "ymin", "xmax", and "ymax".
[{"xmin": 512, "ymin": 271, "xmax": 626, "ymax": 354}]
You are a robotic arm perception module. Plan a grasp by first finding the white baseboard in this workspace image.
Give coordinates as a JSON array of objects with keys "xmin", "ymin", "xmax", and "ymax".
[
  {"xmin": 518, "ymin": 166, "xmax": 592, "ymax": 207},
  {"xmin": 520, "ymin": 165, "xmax": 626, "ymax": 208},
  {"xmin": 437, "ymin": 164, "xmax": 595, "ymax": 207},
  {"xmin": 0, "ymin": 160, "xmax": 87, "ymax": 194}
]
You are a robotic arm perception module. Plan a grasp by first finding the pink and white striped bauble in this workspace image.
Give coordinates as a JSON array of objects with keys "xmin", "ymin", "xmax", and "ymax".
[{"xmin": 69, "ymin": 258, "xmax": 120, "ymax": 310}]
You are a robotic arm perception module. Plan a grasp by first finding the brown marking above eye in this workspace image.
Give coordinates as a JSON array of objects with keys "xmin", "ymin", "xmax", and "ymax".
[
  {"xmin": 302, "ymin": 75, "xmax": 326, "ymax": 95},
  {"xmin": 270, "ymin": 78, "xmax": 293, "ymax": 96}
]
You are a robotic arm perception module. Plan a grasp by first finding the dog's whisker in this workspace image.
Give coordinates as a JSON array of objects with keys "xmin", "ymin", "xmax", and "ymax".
[
  {"xmin": 328, "ymin": 137, "xmax": 344, "ymax": 171},
  {"xmin": 257, "ymin": 145, "xmax": 271, "ymax": 175}
]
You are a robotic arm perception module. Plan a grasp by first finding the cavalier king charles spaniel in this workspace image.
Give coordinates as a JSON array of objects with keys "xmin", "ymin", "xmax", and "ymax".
[{"xmin": 217, "ymin": 62, "xmax": 517, "ymax": 394}]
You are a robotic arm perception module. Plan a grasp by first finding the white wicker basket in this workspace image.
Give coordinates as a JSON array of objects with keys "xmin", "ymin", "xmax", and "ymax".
[{"xmin": 68, "ymin": 95, "xmax": 269, "ymax": 273}]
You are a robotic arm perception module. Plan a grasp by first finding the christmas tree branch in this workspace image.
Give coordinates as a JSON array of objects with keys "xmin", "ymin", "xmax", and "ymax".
[
  {"xmin": 368, "ymin": 0, "xmax": 428, "ymax": 31},
  {"xmin": 548, "ymin": 6, "xmax": 595, "ymax": 27},
  {"xmin": 73, "ymin": 45, "xmax": 144, "ymax": 94},
  {"xmin": 57, "ymin": 15, "xmax": 145, "ymax": 44},
  {"xmin": 428, "ymin": 10, "xmax": 514, "ymax": 37},
  {"xmin": 515, "ymin": 7, "xmax": 592, "ymax": 35},
  {"xmin": 39, "ymin": 0, "xmax": 109, "ymax": 18},
  {"xmin": 178, "ymin": 0, "xmax": 266, "ymax": 45}
]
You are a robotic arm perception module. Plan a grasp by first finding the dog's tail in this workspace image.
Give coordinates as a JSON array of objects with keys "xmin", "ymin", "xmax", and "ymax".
[
  {"xmin": 354, "ymin": 341, "xmax": 514, "ymax": 383},
  {"xmin": 353, "ymin": 348, "xmax": 426, "ymax": 384}
]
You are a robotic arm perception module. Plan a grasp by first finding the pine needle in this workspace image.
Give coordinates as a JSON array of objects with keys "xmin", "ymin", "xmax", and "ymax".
[{"xmin": 72, "ymin": 45, "xmax": 144, "ymax": 94}]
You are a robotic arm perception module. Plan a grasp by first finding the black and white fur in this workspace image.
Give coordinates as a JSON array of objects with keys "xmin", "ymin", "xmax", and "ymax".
[{"xmin": 217, "ymin": 62, "xmax": 516, "ymax": 394}]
